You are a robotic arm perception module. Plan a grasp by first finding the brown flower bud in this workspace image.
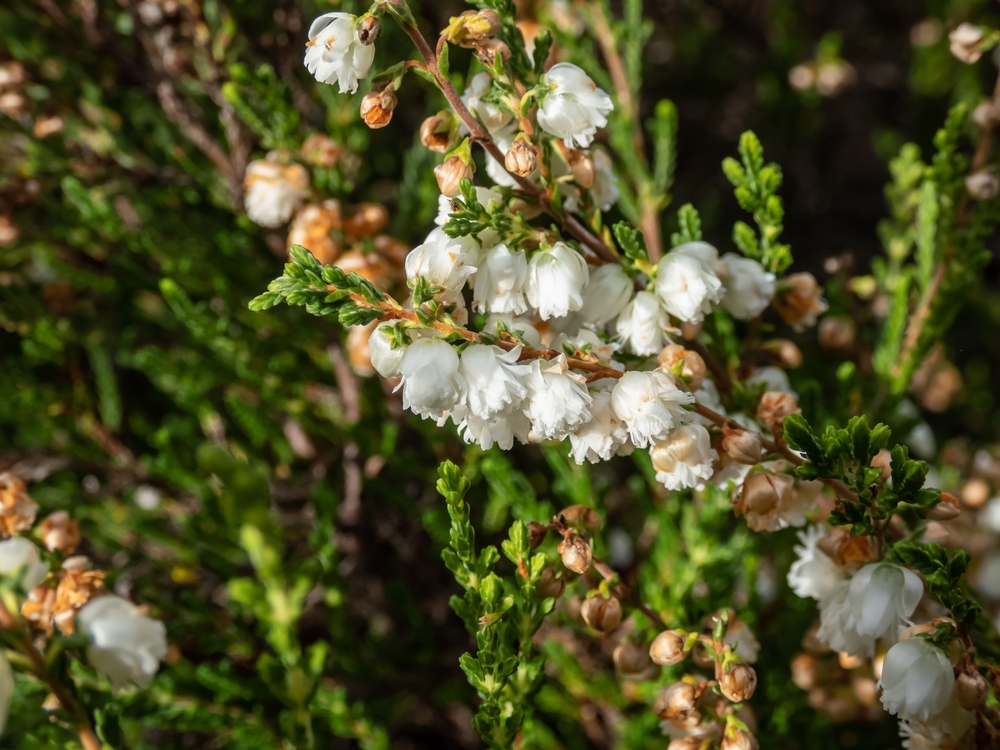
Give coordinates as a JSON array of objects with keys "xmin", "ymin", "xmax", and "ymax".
[
  {"xmin": 950, "ymin": 23, "xmax": 985, "ymax": 64},
  {"xmin": 434, "ymin": 155, "xmax": 473, "ymax": 197},
  {"xmin": 925, "ymin": 491, "xmax": 960, "ymax": 521},
  {"xmin": 721, "ymin": 729, "xmax": 759, "ymax": 750},
  {"xmin": 667, "ymin": 739, "xmax": 705, "ymax": 750},
  {"xmin": 40, "ymin": 511, "xmax": 81, "ymax": 555},
  {"xmin": 536, "ymin": 567, "xmax": 566, "ymax": 599},
  {"xmin": 657, "ymin": 345, "xmax": 707, "ymax": 390},
  {"xmin": 356, "ymin": 15, "xmax": 380, "ymax": 45},
  {"xmin": 773, "ymin": 273, "xmax": 827, "ymax": 331},
  {"xmin": 504, "ymin": 138, "xmax": 537, "ymax": 177},
  {"xmin": 334, "ymin": 249, "xmax": 391, "ymax": 290},
  {"xmin": 0, "ymin": 61, "xmax": 25, "ymax": 89},
  {"xmin": 973, "ymin": 99, "xmax": 1000, "ymax": 129},
  {"xmin": 719, "ymin": 664, "xmax": 757, "ymax": 703},
  {"xmin": 0, "ymin": 91, "xmax": 27, "ymax": 118},
  {"xmin": 680, "ymin": 321, "xmax": 702, "ymax": 341},
  {"xmin": 721, "ymin": 424, "xmax": 763, "ymax": 466},
  {"xmin": 818, "ymin": 317, "xmax": 855, "ymax": 351},
  {"xmin": 300, "ymin": 133, "xmax": 345, "ymax": 168},
  {"xmin": 287, "ymin": 200, "xmax": 342, "ymax": 265},
  {"xmin": 966, "ymin": 169, "xmax": 999, "ymax": 200},
  {"xmin": 757, "ymin": 391, "xmax": 800, "ymax": 436},
  {"xmin": 733, "ymin": 473, "xmax": 795, "ymax": 531},
  {"xmin": 764, "ymin": 338, "xmax": 803, "ymax": 369},
  {"xmin": 580, "ymin": 593, "xmax": 621, "ymax": 632},
  {"xmin": 816, "ymin": 527, "xmax": 875, "ymax": 570},
  {"xmin": 961, "ymin": 478, "xmax": 990, "ymax": 508},
  {"xmin": 420, "ymin": 113, "xmax": 454, "ymax": 153},
  {"xmin": 653, "ymin": 680, "xmax": 702, "ymax": 719},
  {"xmin": 649, "ymin": 630, "xmax": 690, "ymax": 666},
  {"xmin": 346, "ymin": 322, "xmax": 376, "ymax": 378},
  {"xmin": 566, "ymin": 149, "xmax": 596, "ymax": 189},
  {"xmin": 791, "ymin": 652, "xmax": 820, "ymax": 690},
  {"xmin": 360, "ymin": 85, "xmax": 396, "ymax": 129},
  {"xmin": 613, "ymin": 640, "xmax": 652, "ymax": 676},
  {"xmin": 475, "ymin": 38, "xmax": 511, "ymax": 65},
  {"xmin": 557, "ymin": 534, "xmax": 592, "ymax": 574},
  {"xmin": 33, "ymin": 115, "xmax": 65, "ymax": 138},
  {"xmin": 955, "ymin": 670, "xmax": 989, "ymax": 710},
  {"xmin": 0, "ymin": 215, "xmax": 19, "ymax": 247},
  {"xmin": 342, "ymin": 203, "xmax": 388, "ymax": 240}
]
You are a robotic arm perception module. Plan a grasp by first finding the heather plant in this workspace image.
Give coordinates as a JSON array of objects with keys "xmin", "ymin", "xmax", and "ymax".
[{"xmin": 3, "ymin": 0, "xmax": 1000, "ymax": 748}]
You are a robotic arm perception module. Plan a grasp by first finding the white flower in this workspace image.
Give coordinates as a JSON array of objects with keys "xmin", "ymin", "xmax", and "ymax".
[
  {"xmin": 787, "ymin": 525, "xmax": 845, "ymax": 601},
  {"xmin": 611, "ymin": 371, "xmax": 694, "ymax": 448},
  {"xmin": 880, "ymin": 637, "xmax": 955, "ymax": 722},
  {"xmin": 458, "ymin": 409, "xmax": 530, "ymax": 451},
  {"xmin": 746, "ymin": 365, "xmax": 794, "ymax": 395},
  {"xmin": 461, "ymin": 72, "xmax": 514, "ymax": 135},
  {"xmin": 847, "ymin": 562, "xmax": 924, "ymax": 644},
  {"xmin": 0, "ymin": 536, "xmax": 48, "ymax": 591},
  {"xmin": 482, "ymin": 313, "xmax": 542, "ymax": 348},
  {"xmin": 397, "ymin": 338, "xmax": 467, "ymax": 424},
  {"xmin": 906, "ymin": 422, "xmax": 937, "ymax": 460},
  {"xmin": 405, "ymin": 228, "xmax": 479, "ymax": 303},
  {"xmin": 579, "ymin": 263, "xmax": 633, "ymax": 329},
  {"xmin": 589, "ymin": 149, "xmax": 620, "ymax": 211},
  {"xmin": 719, "ymin": 253, "xmax": 776, "ymax": 320},
  {"xmin": 472, "ymin": 243, "xmax": 529, "ymax": 315},
  {"xmin": 569, "ymin": 390, "xmax": 630, "ymax": 464},
  {"xmin": 368, "ymin": 322, "xmax": 405, "ymax": 378},
  {"xmin": 76, "ymin": 595, "xmax": 168, "ymax": 689},
  {"xmin": 650, "ymin": 423, "xmax": 717, "ymax": 490},
  {"xmin": 654, "ymin": 242, "xmax": 725, "ymax": 324},
  {"xmin": 816, "ymin": 580, "xmax": 880, "ymax": 657},
  {"xmin": 304, "ymin": 13, "xmax": 375, "ymax": 93},
  {"xmin": 243, "ymin": 158, "xmax": 309, "ymax": 228},
  {"xmin": 525, "ymin": 243, "xmax": 590, "ymax": 320},
  {"xmin": 902, "ymin": 692, "xmax": 976, "ymax": 747},
  {"xmin": 536, "ymin": 63, "xmax": 613, "ymax": 149},
  {"xmin": 523, "ymin": 355, "xmax": 593, "ymax": 441},
  {"xmin": 435, "ymin": 186, "xmax": 503, "ymax": 226},
  {"xmin": 615, "ymin": 291, "xmax": 671, "ymax": 356},
  {"xmin": 0, "ymin": 650, "xmax": 10, "ymax": 735},
  {"xmin": 459, "ymin": 344, "xmax": 530, "ymax": 420}
]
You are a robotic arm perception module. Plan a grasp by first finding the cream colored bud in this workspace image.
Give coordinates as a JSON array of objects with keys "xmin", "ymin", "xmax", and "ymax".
[
  {"xmin": 733, "ymin": 473, "xmax": 794, "ymax": 523},
  {"xmin": 343, "ymin": 203, "xmax": 389, "ymax": 240},
  {"xmin": 955, "ymin": 670, "xmax": 988, "ymax": 710},
  {"xmin": 360, "ymin": 85, "xmax": 396, "ymax": 129},
  {"xmin": 653, "ymin": 680, "xmax": 701, "ymax": 719},
  {"xmin": 557, "ymin": 534, "xmax": 592, "ymax": 574},
  {"xmin": 40, "ymin": 511, "xmax": 81, "ymax": 554},
  {"xmin": 566, "ymin": 150, "xmax": 596, "ymax": 189},
  {"xmin": 656, "ymin": 345, "xmax": 706, "ymax": 390},
  {"xmin": 680, "ymin": 321, "xmax": 702, "ymax": 341},
  {"xmin": 475, "ymin": 38, "xmax": 511, "ymax": 65},
  {"xmin": 420, "ymin": 113, "xmax": 454, "ymax": 153},
  {"xmin": 721, "ymin": 729, "xmax": 759, "ymax": 750},
  {"xmin": 613, "ymin": 640, "xmax": 652, "ymax": 676},
  {"xmin": 757, "ymin": 391, "xmax": 800, "ymax": 436},
  {"xmin": 925, "ymin": 491, "xmax": 960, "ymax": 521},
  {"xmin": 649, "ymin": 629, "xmax": 690, "ymax": 665},
  {"xmin": 773, "ymin": 273, "xmax": 827, "ymax": 331},
  {"xmin": 580, "ymin": 593, "xmax": 621, "ymax": 632},
  {"xmin": 719, "ymin": 664, "xmax": 757, "ymax": 703},
  {"xmin": 950, "ymin": 23, "xmax": 985, "ymax": 64},
  {"xmin": 504, "ymin": 138, "xmax": 537, "ymax": 177},
  {"xmin": 818, "ymin": 316, "xmax": 855, "ymax": 351},
  {"xmin": 357, "ymin": 15, "xmax": 380, "ymax": 45},
  {"xmin": 966, "ymin": 170, "xmax": 999, "ymax": 200},
  {"xmin": 791, "ymin": 652, "xmax": 820, "ymax": 690},
  {"xmin": 536, "ymin": 567, "xmax": 566, "ymax": 599},
  {"xmin": 721, "ymin": 424, "xmax": 763, "ymax": 466},
  {"xmin": 762, "ymin": 338, "xmax": 802, "ymax": 369},
  {"xmin": 434, "ymin": 155, "xmax": 473, "ymax": 197}
]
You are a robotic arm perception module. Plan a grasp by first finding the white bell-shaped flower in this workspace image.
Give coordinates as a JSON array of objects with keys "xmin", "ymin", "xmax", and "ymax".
[
  {"xmin": 879, "ymin": 637, "xmax": 955, "ymax": 722},
  {"xmin": 650, "ymin": 423, "xmax": 717, "ymax": 491},
  {"xmin": 304, "ymin": 13, "xmax": 375, "ymax": 94},
  {"xmin": 615, "ymin": 291, "xmax": 671, "ymax": 356},
  {"xmin": 405, "ymin": 228, "xmax": 479, "ymax": 304},
  {"xmin": 719, "ymin": 252, "xmax": 776, "ymax": 320},
  {"xmin": 457, "ymin": 408, "xmax": 531, "ymax": 451},
  {"xmin": 654, "ymin": 241, "xmax": 725, "ymax": 324},
  {"xmin": 461, "ymin": 72, "xmax": 514, "ymax": 135},
  {"xmin": 523, "ymin": 355, "xmax": 593, "ymax": 441},
  {"xmin": 76, "ymin": 595, "xmax": 168, "ymax": 690},
  {"xmin": 569, "ymin": 390, "xmax": 630, "ymax": 464},
  {"xmin": 902, "ymin": 691, "xmax": 976, "ymax": 746},
  {"xmin": 610, "ymin": 371, "xmax": 694, "ymax": 448},
  {"xmin": 0, "ymin": 536, "xmax": 48, "ymax": 591},
  {"xmin": 816, "ymin": 580, "xmax": 879, "ymax": 657},
  {"xmin": 459, "ymin": 344, "xmax": 531, "ymax": 420},
  {"xmin": 243, "ymin": 158, "xmax": 309, "ymax": 228},
  {"xmin": 787, "ymin": 525, "xmax": 845, "ymax": 601},
  {"xmin": 435, "ymin": 186, "xmax": 503, "ymax": 226},
  {"xmin": 525, "ymin": 243, "xmax": 590, "ymax": 320},
  {"xmin": 368, "ymin": 322, "xmax": 405, "ymax": 378},
  {"xmin": 847, "ymin": 562, "xmax": 924, "ymax": 643},
  {"xmin": 472, "ymin": 243, "xmax": 529, "ymax": 315},
  {"xmin": 590, "ymin": 149, "xmax": 620, "ymax": 212},
  {"xmin": 536, "ymin": 63, "xmax": 614, "ymax": 149},
  {"xmin": 482, "ymin": 313, "xmax": 543, "ymax": 349},
  {"xmin": 579, "ymin": 263, "xmax": 633, "ymax": 329},
  {"xmin": 397, "ymin": 338, "xmax": 467, "ymax": 424}
]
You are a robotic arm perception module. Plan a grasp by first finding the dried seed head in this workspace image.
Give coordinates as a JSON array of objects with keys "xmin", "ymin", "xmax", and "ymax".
[
  {"xmin": 719, "ymin": 664, "xmax": 757, "ymax": 703},
  {"xmin": 40, "ymin": 511, "xmax": 81, "ymax": 555},
  {"xmin": 966, "ymin": 169, "xmax": 999, "ymax": 201},
  {"xmin": 420, "ymin": 113, "xmax": 455, "ymax": 153},
  {"xmin": 535, "ymin": 567, "xmax": 566, "ymax": 599},
  {"xmin": 657, "ymin": 345, "xmax": 707, "ymax": 390},
  {"xmin": 475, "ymin": 38, "xmax": 511, "ymax": 65},
  {"xmin": 557, "ymin": 534, "xmax": 592, "ymax": 574},
  {"xmin": 721, "ymin": 424, "xmax": 763, "ymax": 466},
  {"xmin": 613, "ymin": 640, "xmax": 651, "ymax": 676},
  {"xmin": 721, "ymin": 729, "xmax": 759, "ymax": 750},
  {"xmin": 434, "ymin": 155, "xmax": 473, "ymax": 197},
  {"xmin": 757, "ymin": 391, "xmax": 800, "ymax": 436},
  {"xmin": 653, "ymin": 680, "xmax": 701, "ymax": 719},
  {"xmin": 360, "ymin": 85, "xmax": 396, "ymax": 129},
  {"xmin": 950, "ymin": 23, "xmax": 985, "ymax": 64},
  {"xmin": 356, "ymin": 15, "xmax": 380, "ymax": 45},
  {"xmin": 580, "ymin": 593, "xmax": 621, "ymax": 632},
  {"xmin": 955, "ymin": 670, "xmax": 989, "ymax": 710},
  {"xmin": 818, "ymin": 316, "xmax": 855, "ymax": 351},
  {"xmin": 649, "ymin": 629, "xmax": 690, "ymax": 666},
  {"xmin": 504, "ymin": 138, "xmax": 537, "ymax": 177}
]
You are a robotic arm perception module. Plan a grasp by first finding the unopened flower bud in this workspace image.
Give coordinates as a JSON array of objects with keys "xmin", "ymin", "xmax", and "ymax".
[
  {"xmin": 757, "ymin": 391, "xmax": 800, "ymax": 436},
  {"xmin": 721, "ymin": 424, "xmax": 763, "ymax": 466},
  {"xmin": 721, "ymin": 729, "xmax": 759, "ymax": 750},
  {"xmin": 791, "ymin": 652, "xmax": 820, "ymax": 690},
  {"xmin": 536, "ymin": 567, "xmax": 566, "ymax": 599},
  {"xmin": 343, "ymin": 203, "xmax": 389, "ymax": 239},
  {"xmin": 504, "ymin": 137, "xmax": 537, "ymax": 177},
  {"xmin": 818, "ymin": 316, "xmax": 855, "ymax": 351},
  {"xmin": 955, "ymin": 670, "xmax": 988, "ymax": 710},
  {"xmin": 0, "ymin": 61, "xmax": 25, "ymax": 89},
  {"xmin": 434, "ymin": 155, "xmax": 473, "ymax": 197},
  {"xmin": 360, "ymin": 85, "xmax": 396, "ymax": 129},
  {"xmin": 566, "ymin": 150, "xmax": 596, "ymax": 189},
  {"xmin": 356, "ymin": 15, "xmax": 380, "ymax": 46},
  {"xmin": 973, "ymin": 99, "xmax": 1000, "ymax": 129},
  {"xmin": 420, "ymin": 113, "xmax": 454, "ymax": 153},
  {"xmin": 719, "ymin": 664, "xmax": 757, "ymax": 703},
  {"xmin": 580, "ymin": 593, "xmax": 621, "ymax": 632},
  {"xmin": 0, "ymin": 215, "xmax": 19, "ymax": 247},
  {"xmin": 653, "ymin": 680, "xmax": 701, "ymax": 719},
  {"xmin": 657, "ymin": 345, "xmax": 706, "ymax": 390},
  {"xmin": 733, "ymin": 473, "xmax": 795, "ymax": 530},
  {"xmin": 966, "ymin": 169, "xmax": 999, "ymax": 200},
  {"xmin": 925, "ymin": 491, "xmax": 961, "ymax": 521},
  {"xmin": 950, "ymin": 23, "xmax": 985, "ymax": 64},
  {"xmin": 475, "ymin": 38, "xmax": 511, "ymax": 65},
  {"xmin": 300, "ymin": 133, "xmax": 344, "ymax": 168},
  {"xmin": 40, "ymin": 511, "xmax": 81, "ymax": 554},
  {"xmin": 557, "ymin": 534, "xmax": 592, "ymax": 574},
  {"xmin": 762, "ymin": 338, "xmax": 802, "ymax": 368},
  {"xmin": 0, "ymin": 91, "xmax": 28, "ymax": 118},
  {"xmin": 649, "ymin": 629, "xmax": 690, "ymax": 665},
  {"xmin": 773, "ymin": 273, "xmax": 827, "ymax": 331},
  {"xmin": 613, "ymin": 640, "xmax": 652, "ymax": 676}
]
